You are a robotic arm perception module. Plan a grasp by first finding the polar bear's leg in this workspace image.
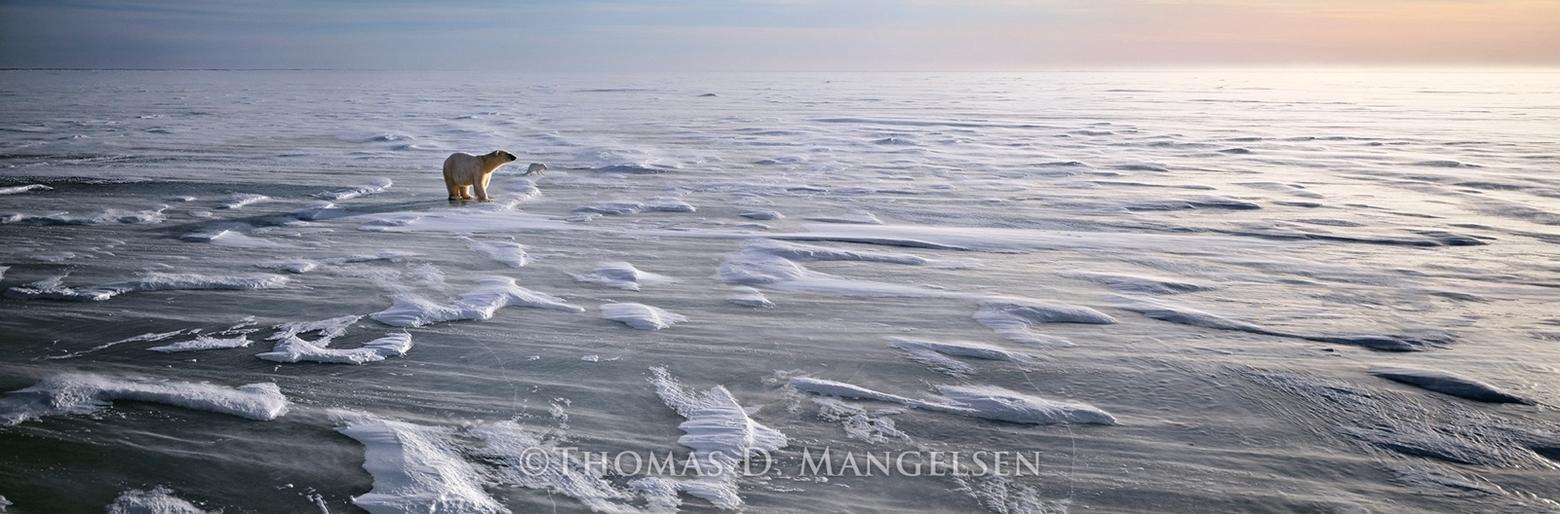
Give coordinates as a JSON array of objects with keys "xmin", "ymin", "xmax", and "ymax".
[
  {"xmin": 473, "ymin": 181, "xmax": 489, "ymax": 202},
  {"xmin": 443, "ymin": 166, "xmax": 463, "ymax": 200}
]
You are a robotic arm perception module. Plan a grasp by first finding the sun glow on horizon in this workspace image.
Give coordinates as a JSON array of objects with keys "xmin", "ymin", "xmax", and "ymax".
[{"xmin": 1, "ymin": 0, "xmax": 1556, "ymax": 70}]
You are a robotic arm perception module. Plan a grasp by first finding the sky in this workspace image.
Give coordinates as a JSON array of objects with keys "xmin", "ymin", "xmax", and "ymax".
[{"xmin": 1, "ymin": 0, "xmax": 1557, "ymax": 70}]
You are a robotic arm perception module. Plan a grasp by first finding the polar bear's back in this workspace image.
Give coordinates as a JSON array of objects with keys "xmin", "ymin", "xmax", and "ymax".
[
  {"xmin": 444, "ymin": 152, "xmax": 480, "ymax": 169},
  {"xmin": 443, "ymin": 152, "xmax": 486, "ymax": 186}
]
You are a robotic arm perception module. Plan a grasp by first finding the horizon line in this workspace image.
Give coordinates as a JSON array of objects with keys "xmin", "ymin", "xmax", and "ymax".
[{"xmin": 5, "ymin": 66, "xmax": 1560, "ymax": 73}]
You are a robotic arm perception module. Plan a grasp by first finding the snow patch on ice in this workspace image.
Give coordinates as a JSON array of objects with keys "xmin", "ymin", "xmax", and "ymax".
[
  {"xmin": 335, "ymin": 414, "xmax": 510, "ymax": 514},
  {"xmin": 601, "ymin": 303, "xmax": 687, "ymax": 330},
  {"xmin": 0, "ymin": 373, "xmax": 288, "ymax": 425},
  {"xmin": 257, "ymin": 332, "xmax": 412, "ymax": 364},
  {"xmin": 937, "ymin": 385, "xmax": 1117, "ymax": 425},
  {"xmin": 315, "ymin": 177, "xmax": 393, "ymax": 200},
  {"xmin": 1369, "ymin": 367, "xmax": 1533, "ymax": 404},
  {"xmin": 147, "ymin": 335, "xmax": 252, "ymax": 353},
  {"xmin": 370, "ymin": 276, "xmax": 583, "ymax": 327},
  {"xmin": 106, "ymin": 485, "xmax": 216, "ymax": 514},
  {"xmin": 974, "ymin": 298, "xmax": 1114, "ymax": 345},
  {"xmin": 293, "ymin": 201, "xmax": 348, "ymax": 221},
  {"xmin": 217, "ymin": 193, "xmax": 270, "ymax": 210},
  {"xmin": 466, "ymin": 237, "xmax": 528, "ymax": 268},
  {"xmin": 889, "ymin": 337, "xmax": 1027, "ymax": 376},
  {"xmin": 749, "ymin": 239, "xmax": 927, "ymax": 265},
  {"xmin": 717, "ymin": 239, "xmax": 949, "ymax": 297},
  {"xmin": 725, "ymin": 287, "xmax": 773, "ymax": 308},
  {"xmin": 1113, "ymin": 295, "xmax": 1452, "ymax": 352},
  {"xmin": 1061, "ymin": 271, "xmax": 1210, "ymax": 294},
  {"xmin": 813, "ymin": 397, "xmax": 908, "ymax": 443},
  {"xmin": 257, "ymin": 251, "xmax": 416, "ymax": 274},
  {"xmin": 181, "ymin": 223, "xmax": 287, "ymax": 248},
  {"xmin": 572, "ymin": 262, "xmax": 670, "ymax": 291},
  {"xmin": 0, "ymin": 184, "xmax": 51, "ymax": 195},
  {"xmin": 469, "ymin": 421, "xmax": 682, "ymax": 514},
  {"xmin": 649, "ymin": 367, "xmax": 787, "ymax": 510},
  {"xmin": 805, "ymin": 210, "xmax": 882, "ymax": 225},
  {"xmin": 954, "ymin": 475, "xmax": 1068, "ymax": 514},
  {"xmin": 575, "ymin": 201, "xmax": 644, "ymax": 216},
  {"xmin": 738, "ymin": 210, "xmax": 782, "ymax": 221},
  {"xmin": 789, "ymin": 377, "xmax": 1115, "ymax": 426},
  {"xmin": 1, "ymin": 206, "xmax": 168, "ymax": 225},
  {"xmin": 788, "ymin": 377, "xmax": 926, "ymax": 405},
  {"xmin": 4, "ymin": 272, "xmax": 288, "ymax": 302},
  {"xmin": 1244, "ymin": 368, "xmax": 1548, "ymax": 468},
  {"xmin": 270, "ymin": 314, "xmax": 361, "ymax": 344},
  {"xmin": 646, "ymin": 197, "xmax": 697, "ymax": 213}
]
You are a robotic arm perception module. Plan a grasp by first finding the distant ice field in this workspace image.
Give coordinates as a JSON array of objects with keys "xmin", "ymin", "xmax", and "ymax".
[{"xmin": 1, "ymin": 70, "xmax": 1558, "ymax": 513}]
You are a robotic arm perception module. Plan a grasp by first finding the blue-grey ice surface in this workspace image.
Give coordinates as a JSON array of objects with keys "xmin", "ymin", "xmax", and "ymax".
[{"xmin": 0, "ymin": 70, "xmax": 1557, "ymax": 513}]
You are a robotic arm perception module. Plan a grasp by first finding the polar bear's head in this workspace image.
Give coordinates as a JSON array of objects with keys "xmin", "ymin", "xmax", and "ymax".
[{"xmin": 490, "ymin": 150, "xmax": 518, "ymax": 162}]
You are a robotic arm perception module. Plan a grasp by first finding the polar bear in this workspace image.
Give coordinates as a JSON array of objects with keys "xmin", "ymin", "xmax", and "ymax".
[{"xmin": 442, "ymin": 150, "xmax": 547, "ymax": 201}]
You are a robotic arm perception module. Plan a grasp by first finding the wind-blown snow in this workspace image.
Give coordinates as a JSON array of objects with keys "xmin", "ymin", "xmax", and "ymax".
[
  {"xmin": 717, "ymin": 239, "xmax": 948, "ymax": 297},
  {"xmin": 889, "ymin": 337, "xmax": 1026, "ymax": 375},
  {"xmin": 335, "ymin": 414, "xmax": 509, "ymax": 514},
  {"xmin": 973, "ymin": 297, "xmax": 1115, "ymax": 345},
  {"xmin": 787, "ymin": 377, "xmax": 925, "ymax": 405},
  {"xmin": 575, "ymin": 201, "xmax": 644, "ymax": 216},
  {"xmin": 4, "ymin": 272, "xmax": 288, "ymax": 302},
  {"xmin": 48, "ymin": 329, "xmax": 192, "ymax": 359},
  {"xmin": 217, "ymin": 193, "xmax": 270, "ymax": 210},
  {"xmin": 646, "ymin": 197, "xmax": 697, "ymax": 213},
  {"xmin": 738, "ymin": 210, "xmax": 783, "ymax": 221},
  {"xmin": 269, "ymin": 314, "xmax": 362, "ymax": 343},
  {"xmin": 571, "ymin": 262, "xmax": 669, "ymax": 291},
  {"xmin": 1, "ymin": 206, "xmax": 168, "ymax": 226},
  {"xmin": 315, "ymin": 177, "xmax": 393, "ymax": 201},
  {"xmin": 0, "ymin": 184, "xmax": 51, "ymax": 195},
  {"xmin": 1113, "ymin": 295, "xmax": 1453, "ymax": 351},
  {"xmin": 468, "ymin": 421, "xmax": 682, "ymax": 514},
  {"xmin": 789, "ymin": 377, "xmax": 1115, "ymax": 425},
  {"xmin": 601, "ymin": 303, "xmax": 687, "ymax": 330},
  {"xmin": 182, "ymin": 223, "xmax": 292, "ymax": 248},
  {"xmin": 649, "ymin": 367, "xmax": 787, "ymax": 510},
  {"xmin": 257, "ymin": 251, "xmax": 416, "ymax": 274},
  {"xmin": 1369, "ymin": 367, "xmax": 1533, "ymax": 404},
  {"xmin": 370, "ymin": 276, "xmax": 583, "ymax": 327},
  {"xmin": 106, "ymin": 486, "xmax": 216, "ymax": 514},
  {"xmin": 466, "ymin": 237, "xmax": 528, "ymax": 268},
  {"xmin": 725, "ymin": 287, "xmax": 774, "ymax": 308},
  {"xmin": 147, "ymin": 335, "xmax": 252, "ymax": 353},
  {"xmin": 812, "ymin": 397, "xmax": 908, "ymax": 443},
  {"xmin": 1061, "ymin": 271, "xmax": 1210, "ymax": 294},
  {"xmin": 0, "ymin": 373, "xmax": 289, "ymax": 425},
  {"xmin": 748, "ymin": 239, "xmax": 927, "ymax": 265},
  {"xmin": 256, "ymin": 332, "xmax": 412, "ymax": 364},
  {"xmin": 936, "ymin": 385, "xmax": 1118, "ymax": 425}
]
